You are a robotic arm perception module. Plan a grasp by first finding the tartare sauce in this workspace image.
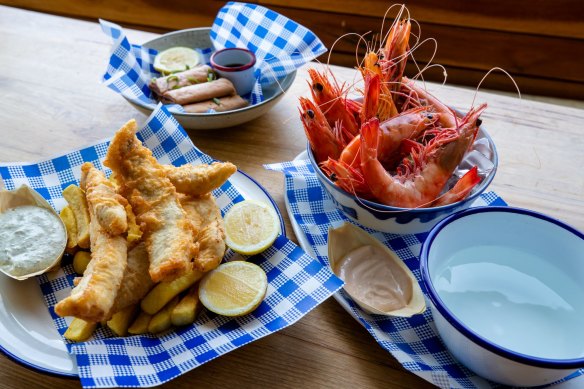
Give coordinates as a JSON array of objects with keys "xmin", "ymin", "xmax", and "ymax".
[
  {"xmin": 336, "ymin": 245, "xmax": 413, "ymax": 312},
  {"xmin": 0, "ymin": 205, "xmax": 66, "ymax": 277}
]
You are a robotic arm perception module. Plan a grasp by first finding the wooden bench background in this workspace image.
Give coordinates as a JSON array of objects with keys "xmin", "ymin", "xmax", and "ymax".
[{"xmin": 3, "ymin": 0, "xmax": 583, "ymax": 99}]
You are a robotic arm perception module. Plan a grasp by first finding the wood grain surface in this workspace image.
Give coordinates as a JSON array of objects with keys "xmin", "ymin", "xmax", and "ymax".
[
  {"xmin": 0, "ymin": 6, "xmax": 584, "ymax": 389},
  {"xmin": 2, "ymin": 0, "xmax": 584, "ymax": 98}
]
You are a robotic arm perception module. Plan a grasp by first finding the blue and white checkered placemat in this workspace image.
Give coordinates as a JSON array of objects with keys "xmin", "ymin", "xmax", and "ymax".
[
  {"xmin": 100, "ymin": 1, "xmax": 326, "ymax": 109},
  {"xmin": 265, "ymin": 159, "xmax": 584, "ymax": 389},
  {"xmin": 0, "ymin": 105, "xmax": 343, "ymax": 388}
]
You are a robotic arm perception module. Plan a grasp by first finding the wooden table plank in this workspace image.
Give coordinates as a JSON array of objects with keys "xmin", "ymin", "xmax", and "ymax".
[{"xmin": 0, "ymin": 6, "xmax": 583, "ymax": 389}]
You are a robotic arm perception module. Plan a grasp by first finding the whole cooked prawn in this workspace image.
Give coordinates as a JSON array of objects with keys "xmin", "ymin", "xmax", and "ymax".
[{"xmin": 359, "ymin": 104, "xmax": 486, "ymax": 208}]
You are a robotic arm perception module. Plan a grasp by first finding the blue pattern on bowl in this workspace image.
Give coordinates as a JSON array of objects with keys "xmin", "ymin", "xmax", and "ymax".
[{"xmin": 308, "ymin": 126, "xmax": 498, "ymax": 234}]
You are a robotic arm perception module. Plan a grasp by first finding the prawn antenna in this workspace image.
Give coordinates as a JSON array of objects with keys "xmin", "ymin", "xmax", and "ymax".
[{"xmin": 472, "ymin": 67, "xmax": 521, "ymax": 108}]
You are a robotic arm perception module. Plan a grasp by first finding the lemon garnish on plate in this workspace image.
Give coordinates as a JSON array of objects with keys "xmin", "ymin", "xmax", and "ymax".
[
  {"xmin": 198, "ymin": 261, "xmax": 268, "ymax": 317},
  {"xmin": 153, "ymin": 47, "xmax": 200, "ymax": 74},
  {"xmin": 224, "ymin": 200, "xmax": 280, "ymax": 255}
]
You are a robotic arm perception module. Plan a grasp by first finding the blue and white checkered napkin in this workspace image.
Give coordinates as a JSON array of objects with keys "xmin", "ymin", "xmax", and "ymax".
[
  {"xmin": 265, "ymin": 159, "xmax": 584, "ymax": 389},
  {"xmin": 211, "ymin": 2, "xmax": 326, "ymax": 87},
  {"xmin": 100, "ymin": 1, "xmax": 326, "ymax": 109},
  {"xmin": 0, "ymin": 105, "xmax": 343, "ymax": 388}
]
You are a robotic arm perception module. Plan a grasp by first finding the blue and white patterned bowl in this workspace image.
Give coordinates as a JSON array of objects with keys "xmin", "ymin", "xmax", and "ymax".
[
  {"xmin": 420, "ymin": 207, "xmax": 584, "ymax": 386},
  {"xmin": 308, "ymin": 126, "xmax": 498, "ymax": 234}
]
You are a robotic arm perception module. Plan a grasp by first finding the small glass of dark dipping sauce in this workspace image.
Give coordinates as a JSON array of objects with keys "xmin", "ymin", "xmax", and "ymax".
[{"xmin": 210, "ymin": 48, "xmax": 257, "ymax": 96}]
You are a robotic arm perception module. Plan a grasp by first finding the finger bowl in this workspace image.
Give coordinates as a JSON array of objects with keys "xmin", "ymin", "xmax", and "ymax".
[
  {"xmin": 308, "ymin": 125, "xmax": 498, "ymax": 235},
  {"xmin": 126, "ymin": 27, "xmax": 296, "ymax": 130},
  {"xmin": 420, "ymin": 206, "xmax": 584, "ymax": 387}
]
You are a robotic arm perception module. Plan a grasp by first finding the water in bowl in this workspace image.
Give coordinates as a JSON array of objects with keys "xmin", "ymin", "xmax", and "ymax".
[{"xmin": 434, "ymin": 244, "xmax": 584, "ymax": 360}]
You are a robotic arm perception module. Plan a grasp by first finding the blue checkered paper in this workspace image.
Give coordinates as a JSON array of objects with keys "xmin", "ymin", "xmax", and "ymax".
[
  {"xmin": 0, "ymin": 105, "xmax": 343, "ymax": 388},
  {"xmin": 265, "ymin": 159, "xmax": 584, "ymax": 389},
  {"xmin": 100, "ymin": 2, "xmax": 326, "ymax": 109},
  {"xmin": 212, "ymin": 2, "xmax": 326, "ymax": 86}
]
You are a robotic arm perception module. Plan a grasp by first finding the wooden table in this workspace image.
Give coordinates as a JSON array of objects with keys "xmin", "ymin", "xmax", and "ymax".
[{"xmin": 1, "ymin": 6, "xmax": 583, "ymax": 389}]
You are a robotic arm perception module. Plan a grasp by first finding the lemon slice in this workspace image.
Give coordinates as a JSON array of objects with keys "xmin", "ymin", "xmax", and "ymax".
[
  {"xmin": 224, "ymin": 200, "xmax": 280, "ymax": 255},
  {"xmin": 153, "ymin": 47, "xmax": 200, "ymax": 74},
  {"xmin": 198, "ymin": 261, "xmax": 268, "ymax": 317}
]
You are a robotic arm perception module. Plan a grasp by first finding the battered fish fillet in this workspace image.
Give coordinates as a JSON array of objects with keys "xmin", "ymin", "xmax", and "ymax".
[
  {"xmin": 180, "ymin": 193, "xmax": 226, "ymax": 272},
  {"xmin": 162, "ymin": 162, "xmax": 236, "ymax": 196},
  {"xmin": 103, "ymin": 119, "xmax": 197, "ymax": 282},
  {"xmin": 80, "ymin": 162, "xmax": 128, "ymax": 236},
  {"xmin": 111, "ymin": 242, "xmax": 154, "ymax": 313},
  {"xmin": 54, "ymin": 212, "xmax": 128, "ymax": 322}
]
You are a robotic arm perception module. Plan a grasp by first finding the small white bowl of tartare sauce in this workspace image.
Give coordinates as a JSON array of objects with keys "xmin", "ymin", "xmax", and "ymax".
[{"xmin": 0, "ymin": 185, "xmax": 67, "ymax": 280}]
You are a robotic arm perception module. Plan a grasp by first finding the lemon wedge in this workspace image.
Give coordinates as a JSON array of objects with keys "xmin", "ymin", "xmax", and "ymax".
[
  {"xmin": 153, "ymin": 47, "xmax": 200, "ymax": 74},
  {"xmin": 198, "ymin": 261, "xmax": 268, "ymax": 317},
  {"xmin": 224, "ymin": 200, "xmax": 280, "ymax": 255}
]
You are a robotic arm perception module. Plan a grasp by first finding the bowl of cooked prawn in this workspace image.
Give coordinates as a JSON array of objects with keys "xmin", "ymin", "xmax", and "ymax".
[
  {"xmin": 301, "ymin": 69, "xmax": 498, "ymax": 235},
  {"xmin": 299, "ymin": 10, "xmax": 498, "ymax": 234}
]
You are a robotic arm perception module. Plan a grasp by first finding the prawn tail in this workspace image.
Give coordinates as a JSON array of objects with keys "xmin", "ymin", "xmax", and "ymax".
[
  {"xmin": 432, "ymin": 166, "xmax": 480, "ymax": 207},
  {"xmin": 339, "ymin": 135, "xmax": 362, "ymax": 168}
]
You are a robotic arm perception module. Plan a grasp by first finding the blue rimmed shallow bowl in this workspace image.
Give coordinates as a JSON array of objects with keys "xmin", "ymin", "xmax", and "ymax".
[
  {"xmin": 420, "ymin": 206, "xmax": 584, "ymax": 386},
  {"xmin": 308, "ymin": 125, "xmax": 498, "ymax": 234},
  {"xmin": 125, "ymin": 27, "xmax": 296, "ymax": 130}
]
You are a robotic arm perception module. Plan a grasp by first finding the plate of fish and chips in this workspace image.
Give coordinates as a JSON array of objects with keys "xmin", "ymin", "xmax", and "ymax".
[
  {"xmin": 0, "ymin": 106, "xmax": 342, "ymax": 383},
  {"xmin": 0, "ymin": 134, "xmax": 284, "ymax": 377}
]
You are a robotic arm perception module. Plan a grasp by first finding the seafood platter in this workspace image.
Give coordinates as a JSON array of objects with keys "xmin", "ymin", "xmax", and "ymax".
[
  {"xmin": 1, "ymin": 2, "xmax": 584, "ymax": 388},
  {"xmin": 286, "ymin": 3, "xmax": 584, "ymax": 387}
]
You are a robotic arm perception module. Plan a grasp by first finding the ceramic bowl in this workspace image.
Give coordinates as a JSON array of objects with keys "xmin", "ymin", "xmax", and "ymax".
[
  {"xmin": 126, "ymin": 27, "xmax": 296, "ymax": 130},
  {"xmin": 420, "ymin": 206, "xmax": 584, "ymax": 387},
  {"xmin": 308, "ymin": 125, "xmax": 498, "ymax": 234}
]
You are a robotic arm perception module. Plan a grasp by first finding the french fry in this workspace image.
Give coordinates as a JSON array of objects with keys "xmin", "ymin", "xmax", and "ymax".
[
  {"xmin": 107, "ymin": 304, "xmax": 139, "ymax": 337},
  {"xmin": 127, "ymin": 311, "xmax": 152, "ymax": 335},
  {"xmin": 148, "ymin": 297, "xmax": 179, "ymax": 334},
  {"xmin": 125, "ymin": 204, "xmax": 142, "ymax": 245},
  {"xmin": 72, "ymin": 251, "xmax": 91, "ymax": 275},
  {"xmin": 64, "ymin": 318, "xmax": 97, "ymax": 342},
  {"xmin": 62, "ymin": 185, "xmax": 90, "ymax": 249},
  {"xmin": 171, "ymin": 284, "xmax": 202, "ymax": 327},
  {"xmin": 140, "ymin": 270, "xmax": 203, "ymax": 315},
  {"xmin": 59, "ymin": 205, "xmax": 78, "ymax": 249}
]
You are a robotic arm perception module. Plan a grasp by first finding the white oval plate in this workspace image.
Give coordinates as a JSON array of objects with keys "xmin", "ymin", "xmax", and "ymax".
[
  {"xmin": 0, "ymin": 169, "xmax": 284, "ymax": 377},
  {"xmin": 286, "ymin": 151, "xmax": 583, "ymax": 388}
]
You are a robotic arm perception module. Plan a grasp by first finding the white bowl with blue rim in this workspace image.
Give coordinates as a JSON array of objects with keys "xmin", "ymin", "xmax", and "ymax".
[
  {"xmin": 420, "ymin": 206, "xmax": 584, "ymax": 387},
  {"xmin": 126, "ymin": 27, "xmax": 296, "ymax": 130},
  {"xmin": 307, "ymin": 125, "xmax": 498, "ymax": 235}
]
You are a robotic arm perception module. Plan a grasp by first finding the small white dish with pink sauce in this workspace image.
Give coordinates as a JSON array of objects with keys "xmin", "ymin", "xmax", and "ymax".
[{"xmin": 328, "ymin": 222, "xmax": 425, "ymax": 317}]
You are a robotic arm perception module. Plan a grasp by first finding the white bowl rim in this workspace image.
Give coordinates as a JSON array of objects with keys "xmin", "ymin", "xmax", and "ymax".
[
  {"xmin": 420, "ymin": 205, "xmax": 584, "ymax": 369},
  {"xmin": 307, "ymin": 119, "xmax": 498, "ymax": 213},
  {"xmin": 131, "ymin": 27, "xmax": 296, "ymax": 118}
]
